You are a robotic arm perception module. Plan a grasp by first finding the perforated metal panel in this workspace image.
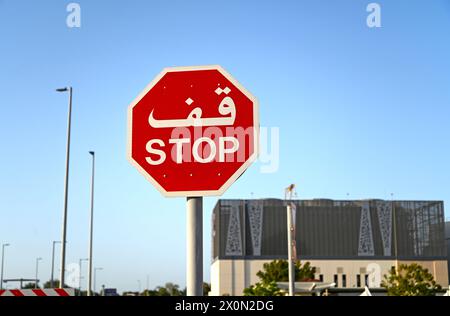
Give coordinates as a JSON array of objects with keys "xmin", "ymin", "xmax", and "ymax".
[{"xmin": 212, "ymin": 199, "xmax": 446, "ymax": 260}]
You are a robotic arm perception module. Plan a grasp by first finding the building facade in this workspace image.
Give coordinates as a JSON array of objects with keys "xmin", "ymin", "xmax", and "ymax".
[
  {"xmin": 210, "ymin": 199, "xmax": 448, "ymax": 296},
  {"xmin": 446, "ymin": 221, "xmax": 450, "ymax": 284}
]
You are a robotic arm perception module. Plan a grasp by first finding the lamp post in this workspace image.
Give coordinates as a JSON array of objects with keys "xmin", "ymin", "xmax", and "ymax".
[
  {"xmin": 391, "ymin": 193, "xmax": 398, "ymax": 271},
  {"xmin": 56, "ymin": 86, "xmax": 73, "ymax": 288},
  {"xmin": 285, "ymin": 184, "xmax": 296, "ymax": 296},
  {"xmin": 93, "ymin": 267, "xmax": 103, "ymax": 296},
  {"xmin": 1, "ymin": 243, "xmax": 10, "ymax": 290},
  {"xmin": 50, "ymin": 241, "xmax": 61, "ymax": 288},
  {"xmin": 79, "ymin": 258, "xmax": 88, "ymax": 295},
  {"xmin": 87, "ymin": 151, "xmax": 95, "ymax": 296},
  {"xmin": 35, "ymin": 257, "xmax": 42, "ymax": 289}
]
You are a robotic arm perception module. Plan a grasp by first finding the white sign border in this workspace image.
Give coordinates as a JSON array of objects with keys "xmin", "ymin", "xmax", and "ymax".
[{"xmin": 127, "ymin": 65, "xmax": 260, "ymax": 197}]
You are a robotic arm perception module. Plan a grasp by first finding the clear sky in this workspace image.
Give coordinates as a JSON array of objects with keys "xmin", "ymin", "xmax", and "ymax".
[{"xmin": 1, "ymin": 0, "xmax": 449, "ymax": 293}]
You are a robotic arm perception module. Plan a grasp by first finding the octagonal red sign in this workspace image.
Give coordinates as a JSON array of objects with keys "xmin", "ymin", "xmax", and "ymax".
[{"xmin": 127, "ymin": 65, "xmax": 259, "ymax": 197}]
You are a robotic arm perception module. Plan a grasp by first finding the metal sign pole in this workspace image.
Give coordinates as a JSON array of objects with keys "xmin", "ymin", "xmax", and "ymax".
[{"xmin": 186, "ymin": 197, "xmax": 203, "ymax": 296}]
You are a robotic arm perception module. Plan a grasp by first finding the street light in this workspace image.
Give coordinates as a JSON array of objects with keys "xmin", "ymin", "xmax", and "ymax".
[
  {"xmin": 285, "ymin": 184, "xmax": 296, "ymax": 297},
  {"xmin": 94, "ymin": 267, "xmax": 103, "ymax": 296},
  {"xmin": 35, "ymin": 257, "xmax": 42, "ymax": 289},
  {"xmin": 1, "ymin": 243, "xmax": 10, "ymax": 290},
  {"xmin": 79, "ymin": 258, "xmax": 88, "ymax": 295},
  {"xmin": 50, "ymin": 241, "xmax": 61, "ymax": 288},
  {"xmin": 391, "ymin": 193, "xmax": 398, "ymax": 271},
  {"xmin": 87, "ymin": 151, "xmax": 95, "ymax": 297},
  {"xmin": 56, "ymin": 86, "xmax": 73, "ymax": 288}
]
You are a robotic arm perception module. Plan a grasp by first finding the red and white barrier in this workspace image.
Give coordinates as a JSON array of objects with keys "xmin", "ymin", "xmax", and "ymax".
[{"xmin": 0, "ymin": 288, "xmax": 74, "ymax": 296}]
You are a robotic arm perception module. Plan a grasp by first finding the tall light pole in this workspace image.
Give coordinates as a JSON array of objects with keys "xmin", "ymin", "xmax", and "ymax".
[
  {"xmin": 391, "ymin": 193, "xmax": 398, "ymax": 271},
  {"xmin": 94, "ymin": 267, "xmax": 103, "ymax": 295},
  {"xmin": 87, "ymin": 151, "xmax": 95, "ymax": 296},
  {"xmin": 35, "ymin": 257, "xmax": 42, "ymax": 289},
  {"xmin": 79, "ymin": 258, "xmax": 88, "ymax": 295},
  {"xmin": 1, "ymin": 243, "xmax": 10, "ymax": 290},
  {"xmin": 56, "ymin": 86, "xmax": 73, "ymax": 288},
  {"xmin": 50, "ymin": 241, "xmax": 61, "ymax": 288},
  {"xmin": 285, "ymin": 184, "xmax": 296, "ymax": 296}
]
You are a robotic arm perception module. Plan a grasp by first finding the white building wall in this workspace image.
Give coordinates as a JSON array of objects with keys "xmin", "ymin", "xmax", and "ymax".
[{"xmin": 210, "ymin": 259, "xmax": 449, "ymax": 296}]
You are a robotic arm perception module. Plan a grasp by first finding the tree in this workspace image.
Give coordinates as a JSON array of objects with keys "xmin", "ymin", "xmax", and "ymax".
[
  {"xmin": 164, "ymin": 282, "xmax": 182, "ymax": 296},
  {"xmin": 381, "ymin": 263, "xmax": 442, "ymax": 296},
  {"xmin": 42, "ymin": 280, "xmax": 69, "ymax": 289},
  {"xmin": 22, "ymin": 283, "xmax": 38, "ymax": 289},
  {"xmin": 154, "ymin": 286, "xmax": 171, "ymax": 296},
  {"xmin": 139, "ymin": 282, "xmax": 208, "ymax": 296},
  {"xmin": 243, "ymin": 281, "xmax": 283, "ymax": 296},
  {"xmin": 142, "ymin": 282, "xmax": 185, "ymax": 296},
  {"xmin": 243, "ymin": 260, "xmax": 316, "ymax": 296},
  {"xmin": 203, "ymin": 282, "xmax": 211, "ymax": 296},
  {"xmin": 256, "ymin": 260, "xmax": 316, "ymax": 283}
]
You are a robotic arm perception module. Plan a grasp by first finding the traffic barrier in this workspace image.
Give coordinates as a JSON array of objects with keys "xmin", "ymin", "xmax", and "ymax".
[{"xmin": 0, "ymin": 288, "xmax": 74, "ymax": 296}]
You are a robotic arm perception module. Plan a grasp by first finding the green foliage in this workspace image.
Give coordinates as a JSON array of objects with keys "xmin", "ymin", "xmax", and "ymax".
[
  {"xmin": 159, "ymin": 282, "xmax": 182, "ymax": 296},
  {"xmin": 381, "ymin": 263, "xmax": 442, "ymax": 296},
  {"xmin": 42, "ymin": 280, "xmax": 69, "ymax": 289},
  {"xmin": 142, "ymin": 282, "xmax": 186, "ymax": 296},
  {"xmin": 256, "ymin": 260, "xmax": 316, "ymax": 283},
  {"xmin": 243, "ymin": 260, "xmax": 316, "ymax": 296},
  {"xmin": 22, "ymin": 282, "xmax": 38, "ymax": 289},
  {"xmin": 140, "ymin": 282, "xmax": 209, "ymax": 296},
  {"xmin": 203, "ymin": 282, "xmax": 211, "ymax": 296},
  {"xmin": 243, "ymin": 281, "xmax": 283, "ymax": 296}
]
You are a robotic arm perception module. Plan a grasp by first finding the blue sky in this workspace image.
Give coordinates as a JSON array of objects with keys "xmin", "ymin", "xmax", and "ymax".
[{"xmin": 0, "ymin": 0, "xmax": 449, "ymax": 293}]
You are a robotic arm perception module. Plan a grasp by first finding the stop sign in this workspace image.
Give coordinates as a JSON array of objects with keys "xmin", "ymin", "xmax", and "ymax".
[{"xmin": 127, "ymin": 65, "xmax": 259, "ymax": 197}]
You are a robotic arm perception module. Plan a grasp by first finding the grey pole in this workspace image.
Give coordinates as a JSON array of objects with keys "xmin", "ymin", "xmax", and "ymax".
[
  {"xmin": 87, "ymin": 151, "xmax": 95, "ymax": 296},
  {"xmin": 391, "ymin": 193, "xmax": 398, "ymax": 271},
  {"xmin": 35, "ymin": 257, "xmax": 42, "ymax": 289},
  {"xmin": 50, "ymin": 241, "xmax": 61, "ymax": 288},
  {"xmin": 287, "ymin": 203, "xmax": 295, "ymax": 296},
  {"xmin": 1, "ymin": 243, "xmax": 10, "ymax": 290},
  {"xmin": 186, "ymin": 197, "xmax": 203, "ymax": 296},
  {"xmin": 79, "ymin": 258, "xmax": 88, "ymax": 295},
  {"xmin": 57, "ymin": 86, "xmax": 73, "ymax": 288}
]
